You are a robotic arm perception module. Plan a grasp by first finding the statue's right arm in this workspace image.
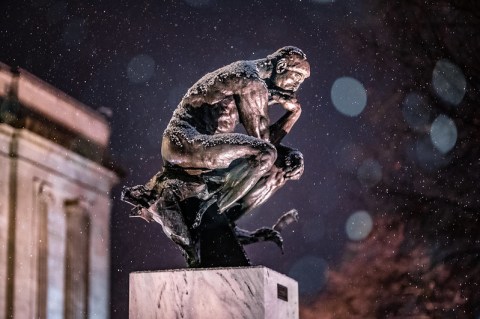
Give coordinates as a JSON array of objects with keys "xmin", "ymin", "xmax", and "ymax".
[
  {"xmin": 234, "ymin": 79, "xmax": 270, "ymax": 141},
  {"xmin": 268, "ymin": 94, "xmax": 302, "ymax": 145}
]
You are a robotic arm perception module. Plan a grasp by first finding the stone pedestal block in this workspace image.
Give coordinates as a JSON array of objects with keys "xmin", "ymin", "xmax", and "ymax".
[{"xmin": 129, "ymin": 266, "xmax": 299, "ymax": 319}]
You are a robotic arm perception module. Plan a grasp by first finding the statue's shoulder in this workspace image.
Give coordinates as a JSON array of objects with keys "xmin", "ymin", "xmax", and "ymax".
[
  {"xmin": 185, "ymin": 60, "xmax": 262, "ymax": 97},
  {"xmin": 219, "ymin": 60, "xmax": 261, "ymax": 79}
]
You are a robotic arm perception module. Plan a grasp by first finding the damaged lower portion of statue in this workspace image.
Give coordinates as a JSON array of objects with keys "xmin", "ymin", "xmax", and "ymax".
[{"xmin": 121, "ymin": 163, "xmax": 299, "ymax": 268}]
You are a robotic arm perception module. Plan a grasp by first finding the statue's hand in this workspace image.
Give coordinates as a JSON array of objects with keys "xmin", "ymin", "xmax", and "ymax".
[{"xmin": 270, "ymin": 91, "xmax": 301, "ymax": 113}]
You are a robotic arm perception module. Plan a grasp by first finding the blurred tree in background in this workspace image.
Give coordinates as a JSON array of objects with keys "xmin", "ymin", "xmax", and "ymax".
[{"xmin": 302, "ymin": 1, "xmax": 480, "ymax": 317}]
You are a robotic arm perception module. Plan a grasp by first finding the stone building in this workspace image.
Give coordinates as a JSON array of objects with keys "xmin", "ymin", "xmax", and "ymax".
[{"xmin": 0, "ymin": 64, "xmax": 119, "ymax": 318}]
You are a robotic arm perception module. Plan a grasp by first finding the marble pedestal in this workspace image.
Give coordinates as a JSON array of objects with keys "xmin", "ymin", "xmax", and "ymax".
[{"xmin": 129, "ymin": 266, "xmax": 299, "ymax": 319}]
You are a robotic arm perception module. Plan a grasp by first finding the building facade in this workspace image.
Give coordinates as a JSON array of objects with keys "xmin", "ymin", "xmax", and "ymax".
[{"xmin": 0, "ymin": 64, "xmax": 119, "ymax": 318}]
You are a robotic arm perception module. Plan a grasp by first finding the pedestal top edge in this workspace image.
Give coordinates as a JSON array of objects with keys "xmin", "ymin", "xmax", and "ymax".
[
  {"xmin": 130, "ymin": 265, "xmax": 284, "ymax": 275},
  {"xmin": 129, "ymin": 266, "xmax": 298, "ymax": 285}
]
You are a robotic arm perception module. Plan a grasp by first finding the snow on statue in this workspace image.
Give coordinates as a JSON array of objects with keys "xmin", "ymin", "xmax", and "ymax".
[{"xmin": 122, "ymin": 46, "xmax": 310, "ymax": 267}]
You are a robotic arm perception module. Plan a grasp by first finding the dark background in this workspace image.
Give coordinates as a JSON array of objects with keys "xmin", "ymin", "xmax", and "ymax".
[{"xmin": 2, "ymin": 0, "xmax": 479, "ymax": 318}]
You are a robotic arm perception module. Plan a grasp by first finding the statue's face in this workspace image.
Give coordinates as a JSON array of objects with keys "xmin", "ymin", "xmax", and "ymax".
[{"xmin": 273, "ymin": 69, "xmax": 307, "ymax": 92}]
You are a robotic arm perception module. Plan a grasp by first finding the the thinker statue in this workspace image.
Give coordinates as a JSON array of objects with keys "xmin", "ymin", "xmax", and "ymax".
[{"xmin": 122, "ymin": 46, "xmax": 310, "ymax": 267}]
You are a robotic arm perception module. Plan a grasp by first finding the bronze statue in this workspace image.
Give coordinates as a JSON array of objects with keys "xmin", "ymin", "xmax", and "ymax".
[{"xmin": 122, "ymin": 46, "xmax": 310, "ymax": 267}]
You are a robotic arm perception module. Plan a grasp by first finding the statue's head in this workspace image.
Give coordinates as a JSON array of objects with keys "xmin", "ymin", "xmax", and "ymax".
[{"xmin": 267, "ymin": 46, "xmax": 310, "ymax": 92}]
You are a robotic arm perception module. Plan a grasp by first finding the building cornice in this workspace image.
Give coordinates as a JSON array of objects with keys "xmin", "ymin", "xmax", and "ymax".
[{"xmin": 0, "ymin": 64, "xmax": 110, "ymax": 148}]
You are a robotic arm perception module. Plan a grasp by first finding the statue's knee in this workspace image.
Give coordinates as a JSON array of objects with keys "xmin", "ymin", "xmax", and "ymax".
[{"xmin": 161, "ymin": 135, "xmax": 184, "ymax": 164}]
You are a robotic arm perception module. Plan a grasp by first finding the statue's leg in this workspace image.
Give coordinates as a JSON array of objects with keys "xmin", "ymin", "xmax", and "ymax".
[
  {"xmin": 226, "ymin": 145, "xmax": 304, "ymax": 222},
  {"xmin": 148, "ymin": 189, "xmax": 202, "ymax": 267},
  {"xmin": 162, "ymin": 132, "xmax": 277, "ymax": 213}
]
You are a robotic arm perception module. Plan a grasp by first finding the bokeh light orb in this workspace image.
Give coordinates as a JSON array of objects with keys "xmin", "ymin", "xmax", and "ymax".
[
  {"xmin": 127, "ymin": 54, "xmax": 156, "ymax": 84},
  {"xmin": 430, "ymin": 114, "xmax": 457, "ymax": 154},
  {"xmin": 330, "ymin": 77, "xmax": 367, "ymax": 117},
  {"xmin": 345, "ymin": 210, "xmax": 373, "ymax": 241},
  {"xmin": 401, "ymin": 92, "xmax": 432, "ymax": 131},
  {"xmin": 432, "ymin": 59, "xmax": 466, "ymax": 106},
  {"xmin": 288, "ymin": 256, "xmax": 328, "ymax": 295},
  {"xmin": 357, "ymin": 158, "xmax": 382, "ymax": 187}
]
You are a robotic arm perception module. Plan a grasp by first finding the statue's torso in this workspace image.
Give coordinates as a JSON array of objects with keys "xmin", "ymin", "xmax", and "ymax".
[{"xmin": 168, "ymin": 60, "xmax": 264, "ymax": 135}]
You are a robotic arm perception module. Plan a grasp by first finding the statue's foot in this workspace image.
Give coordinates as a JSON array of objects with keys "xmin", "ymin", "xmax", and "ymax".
[{"xmin": 177, "ymin": 241, "xmax": 200, "ymax": 268}]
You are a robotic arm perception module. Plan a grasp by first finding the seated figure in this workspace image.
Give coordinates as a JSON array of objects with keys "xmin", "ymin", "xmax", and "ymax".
[{"xmin": 122, "ymin": 46, "xmax": 310, "ymax": 267}]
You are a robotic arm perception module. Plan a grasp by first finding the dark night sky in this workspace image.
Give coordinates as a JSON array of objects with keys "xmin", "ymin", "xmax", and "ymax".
[{"xmin": 2, "ymin": 0, "xmax": 385, "ymax": 316}]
